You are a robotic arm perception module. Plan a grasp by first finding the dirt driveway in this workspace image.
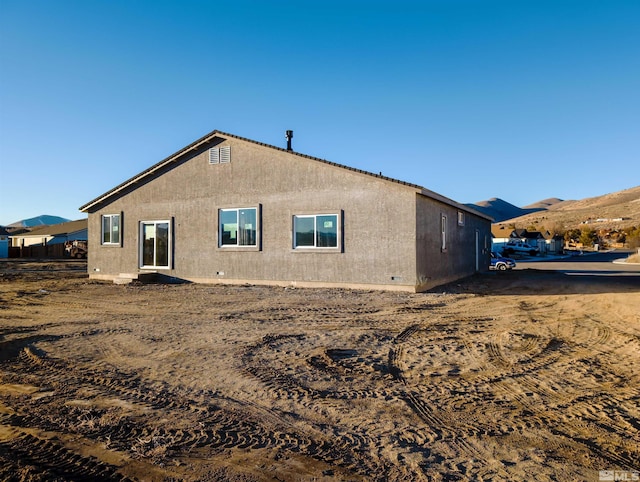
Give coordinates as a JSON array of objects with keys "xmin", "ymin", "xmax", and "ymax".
[{"xmin": 0, "ymin": 260, "xmax": 638, "ymax": 481}]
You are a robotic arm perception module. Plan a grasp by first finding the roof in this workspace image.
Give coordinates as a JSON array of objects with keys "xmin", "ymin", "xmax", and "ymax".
[
  {"xmin": 10, "ymin": 219, "xmax": 88, "ymax": 238},
  {"xmin": 79, "ymin": 129, "xmax": 492, "ymax": 221},
  {"xmin": 542, "ymin": 231, "xmax": 564, "ymax": 240},
  {"xmin": 491, "ymin": 225, "xmax": 514, "ymax": 238},
  {"xmin": 521, "ymin": 231, "xmax": 544, "ymax": 240}
]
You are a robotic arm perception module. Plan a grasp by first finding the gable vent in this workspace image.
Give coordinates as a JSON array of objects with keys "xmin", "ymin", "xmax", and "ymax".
[
  {"xmin": 209, "ymin": 146, "xmax": 231, "ymax": 165},
  {"xmin": 209, "ymin": 148, "xmax": 219, "ymax": 164},
  {"xmin": 220, "ymin": 146, "xmax": 231, "ymax": 163}
]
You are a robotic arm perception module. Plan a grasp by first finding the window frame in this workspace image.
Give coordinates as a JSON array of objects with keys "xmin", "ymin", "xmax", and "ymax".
[
  {"xmin": 139, "ymin": 220, "xmax": 172, "ymax": 269},
  {"xmin": 101, "ymin": 213, "xmax": 121, "ymax": 246},
  {"xmin": 441, "ymin": 214, "xmax": 448, "ymax": 252},
  {"xmin": 457, "ymin": 211, "xmax": 465, "ymax": 226},
  {"xmin": 217, "ymin": 206, "xmax": 261, "ymax": 250},
  {"xmin": 292, "ymin": 213, "xmax": 341, "ymax": 251}
]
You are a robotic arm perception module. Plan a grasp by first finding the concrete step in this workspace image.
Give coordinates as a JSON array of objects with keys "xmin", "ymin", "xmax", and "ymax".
[
  {"xmin": 113, "ymin": 272, "xmax": 157, "ymax": 285},
  {"xmin": 113, "ymin": 277, "xmax": 133, "ymax": 285}
]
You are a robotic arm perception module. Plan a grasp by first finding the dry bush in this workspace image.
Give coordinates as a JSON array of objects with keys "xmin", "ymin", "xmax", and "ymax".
[
  {"xmin": 626, "ymin": 253, "xmax": 640, "ymax": 263},
  {"xmin": 130, "ymin": 431, "xmax": 172, "ymax": 465},
  {"xmin": 71, "ymin": 407, "xmax": 124, "ymax": 434}
]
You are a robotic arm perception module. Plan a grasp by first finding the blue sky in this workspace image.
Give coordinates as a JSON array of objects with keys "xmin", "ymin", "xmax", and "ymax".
[{"xmin": 1, "ymin": 0, "xmax": 639, "ymax": 225}]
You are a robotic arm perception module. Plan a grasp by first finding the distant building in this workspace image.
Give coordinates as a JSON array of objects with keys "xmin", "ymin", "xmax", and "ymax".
[
  {"xmin": 9, "ymin": 219, "xmax": 87, "ymax": 248},
  {"xmin": 0, "ymin": 227, "xmax": 9, "ymax": 258},
  {"xmin": 491, "ymin": 226, "xmax": 563, "ymax": 254},
  {"xmin": 9, "ymin": 219, "xmax": 87, "ymax": 258},
  {"xmin": 491, "ymin": 225, "xmax": 512, "ymax": 252},
  {"xmin": 542, "ymin": 230, "xmax": 564, "ymax": 253}
]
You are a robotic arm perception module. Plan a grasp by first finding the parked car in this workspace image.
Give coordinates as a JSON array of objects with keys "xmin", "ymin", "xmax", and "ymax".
[
  {"xmin": 502, "ymin": 241, "xmax": 539, "ymax": 256},
  {"xmin": 490, "ymin": 252, "xmax": 516, "ymax": 270}
]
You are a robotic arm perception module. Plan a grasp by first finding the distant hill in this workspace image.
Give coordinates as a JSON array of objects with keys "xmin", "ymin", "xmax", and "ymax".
[
  {"xmin": 495, "ymin": 185, "xmax": 640, "ymax": 231},
  {"xmin": 465, "ymin": 198, "xmax": 545, "ymax": 223},
  {"xmin": 522, "ymin": 198, "xmax": 565, "ymax": 211},
  {"xmin": 6, "ymin": 215, "xmax": 71, "ymax": 228}
]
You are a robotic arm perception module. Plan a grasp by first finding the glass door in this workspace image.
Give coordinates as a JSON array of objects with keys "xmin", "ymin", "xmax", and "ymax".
[{"xmin": 140, "ymin": 220, "xmax": 170, "ymax": 269}]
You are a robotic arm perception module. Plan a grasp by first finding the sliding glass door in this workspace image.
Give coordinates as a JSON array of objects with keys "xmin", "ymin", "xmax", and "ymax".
[{"xmin": 140, "ymin": 220, "xmax": 171, "ymax": 269}]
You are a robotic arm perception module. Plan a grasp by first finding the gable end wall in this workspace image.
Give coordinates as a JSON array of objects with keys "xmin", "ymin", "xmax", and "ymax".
[{"xmin": 87, "ymin": 136, "xmax": 420, "ymax": 290}]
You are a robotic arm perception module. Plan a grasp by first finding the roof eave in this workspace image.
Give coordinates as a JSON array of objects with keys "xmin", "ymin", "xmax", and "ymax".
[
  {"xmin": 80, "ymin": 129, "xmax": 224, "ymax": 212},
  {"xmin": 79, "ymin": 129, "xmax": 492, "ymax": 221},
  {"xmin": 419, "ymin": 188, "xmax": 494, "ymax": 222}
]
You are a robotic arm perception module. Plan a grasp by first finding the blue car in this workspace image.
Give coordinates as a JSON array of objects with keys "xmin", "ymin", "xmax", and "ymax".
[{"xmin": 490, "ymin": 252, "xmax": 516, "ymax": 270}]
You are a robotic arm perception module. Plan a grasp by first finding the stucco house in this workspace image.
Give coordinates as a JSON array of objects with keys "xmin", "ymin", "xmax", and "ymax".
[
  {"xmin": 8, "ymin": 219, "xmax": 87, "ymax": 258},
  {"xmin": 492, "ymin": 226, "xmax": 564, "ymax": 255},
  {"xmin": 513, "ymin": 228, "xmax": 546, "ymax": 253},
  {"xmin": 541, "ymin": 230, "xmax": 564, "ymax": 254},
  {"xmin": 9, "ymin": 219, "xmax": 87, "ymax": 248},
  {"xmin": 491, "ymin": 225, "xmax": 513, "ymax": 253},
  {"xmin": 79, "ymin": 130, "xmax": 492, "ymax": 292}
]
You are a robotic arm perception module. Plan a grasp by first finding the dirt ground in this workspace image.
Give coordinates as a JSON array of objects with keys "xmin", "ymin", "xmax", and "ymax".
[{"xmin": 0, "ymin": 260, "xmax": 638, "ymax": 481}]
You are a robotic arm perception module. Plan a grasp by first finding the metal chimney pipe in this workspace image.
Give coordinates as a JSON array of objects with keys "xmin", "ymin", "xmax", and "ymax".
[{"xmin": 285, "ymin": 130, "xmax": 293, "ymax": 151}]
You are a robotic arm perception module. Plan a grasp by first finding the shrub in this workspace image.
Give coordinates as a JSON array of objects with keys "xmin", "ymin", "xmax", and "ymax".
[
  {"xmin": 579, "ymin": 228, "xmax": 598, "ymax": 247},
  {"xmin": 626, "ymin": 226, "xmax": 640, "ymax": 249}
]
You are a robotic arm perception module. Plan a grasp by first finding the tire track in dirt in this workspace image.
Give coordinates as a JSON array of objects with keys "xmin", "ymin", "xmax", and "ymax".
[
  {"xmin": 222, "ymin": 305, "xmax": 380, "ymax": 323},
  {"xmin": 0, "ymin": 430, "xmax": 131, "ymax": 481},
  {"xmin": 4, "ymin": 340, "xmax": 387, "ymax": 479},
  {"xmin": 242, "ymin": 333, "xmax": 318, "ymax": 402},
  {"xmin": 306, "ymin": 349, "xmax": 398, "ymax": 401},
  {"xmin": 486, "ymin": 333, "xmax": 511, "ymax": 368},
  {"xmin": 388, "ymin": 324, "xmax": 420, "ymax": 385},
  {"xmin": 482, "ymin": 316, "xmax": 640, "ymax": 471},
  {"xmin": 244, "ymin": 333, "xmax": 397, "ymax": 402},
  {"xmin": 387, "ymin": 345, "xmax": 405, "ymax": 384},
  {"xmin": 240, "ymin": 332, "xmax": 397, "ymax": 478},
  {"xmin": 387, "ymin": 322, "xmax": 514, "ymax": 479},
  {"xmin": 405, "ymin": 307, "xmax": 636, "ymax": 474},
  {"xmin": 0, "ymin": 335, "xmax": 59, "ymax": 362},
  {"xmin": 18, "ymin": 346, "xmax": 195, "ymax": 413},
  {"xmin": 394, "ymin": 302, "xmax": 447, "ymax": 314},
  {"xmin": 3, "ymin": 261, "xmax": 639, "ymax": 480},
  {"xmin": 460, "ymin": 331, "xmax": 586, "ymax": 461},
  {"xmin": 412, "ymin": 318, "xmax": 557, "ymax": 462}
]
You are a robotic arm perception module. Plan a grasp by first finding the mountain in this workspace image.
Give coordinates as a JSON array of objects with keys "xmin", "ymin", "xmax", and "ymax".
[
  {"xmin": 522, "ymin": 198, "xmax": 565, "ymax": 210},
  {"xmin": 466, "ymin": 198, "xmax": 545, "ymax": 223},
  {"xmin": 5, "ymin": 215, "xmax": 71, "ymax": 228},
  {"xmin": 495, "ymin": 185, "xmax": 640, "ymax": 231}
]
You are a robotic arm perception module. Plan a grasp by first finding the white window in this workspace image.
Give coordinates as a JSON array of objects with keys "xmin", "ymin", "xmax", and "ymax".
[
  {"xmin": 102, "ymin": 214, "xmax": 121, "ymax": 245},
  {"xmin": 458, "ymin": 211, "xmax": 465, "ymax": 226},
  {"xmin": 209, "ymin": 146, "xmax": 231, "ymax": 164},
  {"xmin": 219, "ymin": 208, "xmax": 258, "ymax": 247},
  {"xmin": 441, "ymin": 214, "xmax": 447, "ymax": 251},
  {"xmin": 293, "ymin": 214, "xmax": 339, "ymax": 249},
  {"xmin": 140, "ymin": 220, "xmax": 171, "ymax": 269}
]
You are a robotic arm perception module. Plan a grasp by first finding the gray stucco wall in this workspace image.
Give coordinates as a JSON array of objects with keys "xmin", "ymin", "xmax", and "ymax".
[
  {"xmin": 415, "ymin": 194, "xmax": 491, "ymax": 291},
  {"xmin": 87, "ymin": 135, "xmax": 421, "ymax": 290}
]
